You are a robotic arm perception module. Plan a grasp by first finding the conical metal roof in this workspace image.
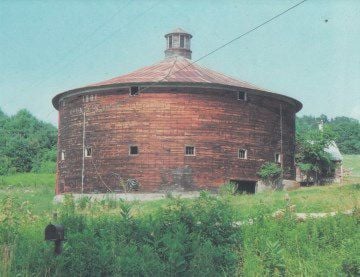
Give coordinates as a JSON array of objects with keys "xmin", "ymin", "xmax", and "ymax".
[{"xmin": 88, "ymin": 56, "xmax": 263, "ymax": 90}]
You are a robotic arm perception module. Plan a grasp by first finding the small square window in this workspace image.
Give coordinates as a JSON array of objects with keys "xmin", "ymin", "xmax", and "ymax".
[
  {"xmin": 237, "ymin": 91, "xmax": 247, "ymax": 101},
  {"xmin": 129, "ymin": 145, "xmax": 138, "ymax": 155},
  {"xmin": 275, "ymin": 153, "xmax": 282, "ymax": 163},
  {"xmin": 130, "ymin": 86, "xmax": 140, "ymax": 96},
  {"xmin": 85, "ymin": 147, "xmax": 92, "ymax": 157},
  {"xmin": 238, "ymin": 149, "xmax": 247, "ymax": 159},
  {"xmin": 185, "ymin": 146, "xmax": 195, "ymax": 156}
]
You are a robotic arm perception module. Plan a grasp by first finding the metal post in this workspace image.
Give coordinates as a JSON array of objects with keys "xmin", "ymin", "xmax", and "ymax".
[
  {"xmin": 81, "ymin": 110, "xmax": 85, "ymax": 194},
  {"xmin": 280, "ymin": 104, "xmax": 283, "ymax": 163}
]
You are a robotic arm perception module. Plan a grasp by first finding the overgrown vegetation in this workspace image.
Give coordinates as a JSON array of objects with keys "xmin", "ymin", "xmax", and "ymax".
[
  {"xmin": 0, "ymin": 185, "xmax": 359, "ymax": 276},
  {"xmin": 257, "ymin": 162, "xmax": 283, "ymax": 189},
  {"xmin": 0, "ymin": 109, "xmax": 57, "ymax": 175},
  {"xmin": 296, "ymin": 125, "xmax": 336, "ymax": 184},
  {"xmin": 297, "ymin": 114, "xmax": 360, "ymax": 154}
]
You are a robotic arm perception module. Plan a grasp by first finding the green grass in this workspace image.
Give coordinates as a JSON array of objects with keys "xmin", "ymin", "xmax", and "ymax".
[
  {"xmin": 0, "ymin": 173, "xmax": 55, "ymax": 216},
  {"xmin": 344, "ymin": 154, "xmax": 360, "ymax": 177},
  {"xmin": 0, "ymin": 173, "xmax": 55, "ymax": 187}
]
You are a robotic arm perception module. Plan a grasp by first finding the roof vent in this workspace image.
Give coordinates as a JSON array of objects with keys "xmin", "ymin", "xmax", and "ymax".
[{"xmin": 164, "ymin": 28, "xmax": 192, "ymax": 59}]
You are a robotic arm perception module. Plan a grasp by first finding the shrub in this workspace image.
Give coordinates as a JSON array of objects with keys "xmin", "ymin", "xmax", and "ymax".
[{"xmin": 258, "ymin": 162, "xmax": 283, "ymax": 189}]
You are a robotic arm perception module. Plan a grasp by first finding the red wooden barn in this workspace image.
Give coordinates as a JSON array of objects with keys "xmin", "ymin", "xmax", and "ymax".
[{"xmin": 52, "ymin": 28, "xmax": 302, "ymax": 194}]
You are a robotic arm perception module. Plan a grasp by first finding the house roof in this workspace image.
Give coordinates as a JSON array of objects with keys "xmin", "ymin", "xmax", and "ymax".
[{"xmin": 325, "ymin": 141, "xmax": 343, "ymax": 161}]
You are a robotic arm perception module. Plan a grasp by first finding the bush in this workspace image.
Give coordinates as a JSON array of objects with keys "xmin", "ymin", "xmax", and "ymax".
[{"xmin": 258, "ymin": 162, "xmax": 283, "ymax": 189}]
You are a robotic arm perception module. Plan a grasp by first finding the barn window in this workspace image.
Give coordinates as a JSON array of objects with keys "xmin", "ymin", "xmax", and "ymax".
[
  {"xmin": 238, "ymin": 149, "xmax": 247, "ymax": 159},
  {"xmin": 129, "ymin": 145, "xmax": 138, "ymax": 155},
  {"xmin": 185, "ymin": 146, "xmax": 195, "ymax": 156},
  {"xmin": 85, "ymin": 147, "xmax": 92, "ymax": 157},
  {"xmin": 237, "ymin": 91, "xmax": 247, "ymax": 101},
  {"xmin": 180, "ymin": 35, "xmax": 185, "ymax": 47},
  {"xmin": 130, "ymin": 86, "xmax": 140, "ymax": 96},
  {"xmin": 275, "ymin": 153, "xmax": 282, "ymax": 163},
  {"xmin": 61, "ymin": 150, "xmax": 65, "ymax": 161}
]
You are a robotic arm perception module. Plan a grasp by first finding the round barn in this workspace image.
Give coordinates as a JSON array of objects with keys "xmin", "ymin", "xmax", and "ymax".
[{"xmin": 52, "ymin": 28, "xmax": 302, "ymax": 194}]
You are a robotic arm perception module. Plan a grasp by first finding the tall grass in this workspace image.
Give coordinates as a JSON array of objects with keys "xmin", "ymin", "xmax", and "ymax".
[
  {"xmin": 0, "ymin": 192, "xmax": 359, "ymax": 276},
  {"xmin": 0, "ymin": 156, "xmax": 359, "ymax": 275}
]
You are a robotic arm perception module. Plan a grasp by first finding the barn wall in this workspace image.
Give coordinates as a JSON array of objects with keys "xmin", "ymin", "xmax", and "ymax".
[{"xmin": 56, "ymin": 87, "xmax": 297, "ymax": 193}]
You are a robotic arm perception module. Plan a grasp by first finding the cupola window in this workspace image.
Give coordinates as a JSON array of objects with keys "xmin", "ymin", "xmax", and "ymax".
[
  {"xmin": 180, "ymin": 35, "xmax": 185, "ymax": 48},
  {"xmin": 168, "ymin": 36, "xmax": 172, "ymax": 48}
]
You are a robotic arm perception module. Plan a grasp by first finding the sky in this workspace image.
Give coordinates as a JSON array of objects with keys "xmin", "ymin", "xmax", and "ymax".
[{"xmin": 0, "ymin": 0, "xmax": 359, "ymax": 126}]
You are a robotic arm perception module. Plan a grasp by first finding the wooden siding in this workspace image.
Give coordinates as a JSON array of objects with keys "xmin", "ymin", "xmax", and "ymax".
[{"xmin": 56, "ymin": 87, "xmax": 297, "ymax": 193}]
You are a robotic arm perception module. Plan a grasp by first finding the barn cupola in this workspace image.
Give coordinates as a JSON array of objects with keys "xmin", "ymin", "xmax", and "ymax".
[{"xmin": 164, "ymin": 28, "xmax": 192, "ymax": 59}]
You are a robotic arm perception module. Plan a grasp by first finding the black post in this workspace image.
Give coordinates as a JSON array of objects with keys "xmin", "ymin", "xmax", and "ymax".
[{"xmin": 54, "ymin": 240, "xmax": 62, "ymax": 255}]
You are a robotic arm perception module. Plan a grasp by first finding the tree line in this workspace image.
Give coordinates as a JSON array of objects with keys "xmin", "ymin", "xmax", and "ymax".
[
  {"xmin": 0, "ymin": 108, "xmax": 57, "ymax": 175},
  {"xmin": 0, "ymin": 108, "xmax": 359, "ymax": 175},
  {"xmin": 296, "ymin": 114, "xmax": 360, "ymax": 154}
]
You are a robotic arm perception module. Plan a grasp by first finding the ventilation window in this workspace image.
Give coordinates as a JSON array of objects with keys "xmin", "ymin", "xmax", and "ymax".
[
  {"xmin": 130, "ymin": 86, "xmax": 140, "ymax": 96},
  {"xmin": 275, "ymin": 153, "xmax": 282, "ymax": 163},
  {"xmin": 168, "ymin": 36, "xmax": 173, "ymax": 48},
  {"xmin": 83, "ymin": 94, "xmax": 97, "ymax": 102},
  {"xmin": 61, "ymin": 150, "xmax": 65, "ymax": 161},
  {"xmin": 180, "ymin": 35, "xmax": 185, "ymax": 48},
  {"xmin": 185, "ymin": 146, "xmax": 195, "ymax": 156},
  {"xmin": 237, "ymin": 91, "xmax": 247, "ymax": 101},
  {"xmin": 129, "ymin": 145, "xmax": 139, "ymax": 155},
  {"xmin": 238, "ymin": 149, "xmax": 247, "ymax": 159},
  {"xmin": 85, "ymin": 147, "xmax": 92, "ymax": 157},
  {"xmin": 61, "ymin": 100, "xmax": 66, "ymax": 107}
]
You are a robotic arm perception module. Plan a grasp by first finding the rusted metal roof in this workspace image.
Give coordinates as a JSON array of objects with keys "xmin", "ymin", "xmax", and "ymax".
[
  {"xmin": 88, "ymin": 56, "xmax": 266, "ymax": 91},
  {"xmin": 52, "ymin": 57, "xmax": 302, "ymax": 112}
]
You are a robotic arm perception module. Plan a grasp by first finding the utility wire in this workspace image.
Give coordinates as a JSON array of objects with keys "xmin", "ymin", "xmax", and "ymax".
[
  {"xmin": 2, "ymin": 0, "xmax": 160, "ymax": 110},
  {"xmin": 55, "ymin": 0, "xmax": 308, "ymax": 132},
  {"xmin": 127, "ymin": 0, "xmax": 309, "ymax": 96}
]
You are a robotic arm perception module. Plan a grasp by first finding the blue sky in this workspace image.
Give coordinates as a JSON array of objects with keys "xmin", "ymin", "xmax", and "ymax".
[{"xmin": 0, "ymin": 0, "xmax": 359, "ymax": 126}]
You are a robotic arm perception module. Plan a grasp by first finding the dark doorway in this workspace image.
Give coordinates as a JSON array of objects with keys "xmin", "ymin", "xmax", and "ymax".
[{"xmin": 231, "ymin": 180, "xmax": 256, "ymax": 194}]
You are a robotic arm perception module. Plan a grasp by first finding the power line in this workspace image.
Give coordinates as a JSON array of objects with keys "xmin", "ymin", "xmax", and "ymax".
[
  {"xmin": 2, "ymin": 0, "xmax": 160, "ymax": 110},
  {"xmin": 131, "ymin": 0, "xmax": 309, "ymax": 95},
  {"xmin": 56, "ymin": 0, "xmax": 308, "ymax": 133}
]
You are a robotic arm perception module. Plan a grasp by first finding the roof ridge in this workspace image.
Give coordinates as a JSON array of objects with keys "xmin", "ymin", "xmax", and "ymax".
[{"xmin": 162, "ymin": 56, "xmax": 178, "ymax": 81}]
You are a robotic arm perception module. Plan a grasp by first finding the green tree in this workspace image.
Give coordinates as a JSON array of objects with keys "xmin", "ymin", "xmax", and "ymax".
[
  {"xmin": 0, "ymin": 108, "xmax": 57, "ymax": 175},
  {"xmin": 296, "ymin": 115, "xmax": 360, "ymax": 154},
  {"xmin": 295, "ymin": 126, "xmax": 335, "ymax": 184}
]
